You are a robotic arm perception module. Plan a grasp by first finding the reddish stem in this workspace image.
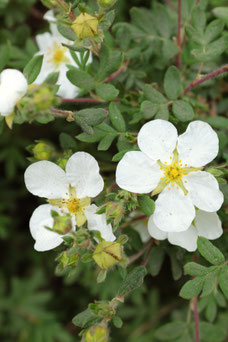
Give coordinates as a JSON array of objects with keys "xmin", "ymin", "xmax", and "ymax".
[
  {"xmin": 61, "ymin": 98, "xmax": 120, "ymax": 103},
  {"xmin": 183, "ymin": 65, "xmax": 228, "ymax": 95},
  {"xmin": 142, "ymin": 241, "xmax": 153, "ymax": 267},
  {"xmin": 196, "ymin": 0, "xmax": 200, "ymax": 5},
  {"xmin": 176, "ymin": 0, "xmax": 182, "ymax": 69},
  {"xmin": 104, "ymin": 64, "xmax": 126, "ymax": 83},
  {"xmin": 193, "ymin": 297, "xmax": 200, "ymax": 342}
]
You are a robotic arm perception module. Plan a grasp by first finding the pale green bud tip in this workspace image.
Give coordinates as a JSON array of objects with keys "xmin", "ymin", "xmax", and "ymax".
[
  {"xmin": 33, "ymin": 141, "xmax": 53, "ymax": 160},
  {"xmin": 84, "ymin": 326, "xmax": 108, "ymax": 342},
  {"xmin": 52, "ymin": 214, "xmax": 72, "ymax": 235},
  {"xmin": 93, "ymin": 241, "xmax": 122, "ymax": 270},
  {"xmin": 33, "ymin": 87, "xmax": 55, "ymax": 110},
  {"xmin": 98, "ymin": 0, "xmax": 117, "ymax": 9},
  {"xmin": 59, "ymin": 251, "xmax": 79, "ymax": 268},
  {"xmin": 72, "ymin": 13, "xmax": 99, "ymax": 39}
]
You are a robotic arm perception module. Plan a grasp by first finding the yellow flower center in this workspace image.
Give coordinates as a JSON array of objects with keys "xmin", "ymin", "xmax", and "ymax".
[
  {"xmin": 49, "ymin": 191, "xmax": 91, "ymax": 227},
  {"xmin": 49, "ymin": 43, "xmax": 69, "ymax": 67}
]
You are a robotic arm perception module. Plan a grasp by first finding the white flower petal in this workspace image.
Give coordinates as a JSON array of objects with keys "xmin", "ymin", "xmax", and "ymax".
[
  {"xmin": 36, "ymin": 32, "xmax": 55, "ymax": 52},
  {"xmin": 148, "ymin": 215, "xmax": 167, "ymax": 240},
  {"xmin": 43, "ymin": 9, "xmax": 56, "ymax": 22},
  {"xmin": 33, "ymin": 57, "xmax": 54, "ymax": 84},
  {"xmin": 195, "ymin": 210, "xmax": 223, "ymax": 240},
  {"xmin": 168, "ymin": 225, "xmax": 198, "ymax": 251},
  {"xmin": 116, "ymin": 151, "xmax": 162, "ymax": 193},
  {"xmin": 29, "ymin": 204, "xmax": 63, "ymax": 251},
  {"xmin": 24, "ymin": 161, "xmax": 69, "ymax": 199},
  {"xmin": 184, "ymin": 171, "xmax": 224, "ymax": 212},
  {"xmin": 177, "ymin": 121, "xmax": 219, "ymax": 167},
  {"xmin": 137, "ymin": 120, "xmax": 178, "ymax": 162},
  {"xmin": 56, "ymin": 66, "xmax": 79, "ymax": 98},
  {"xmin": 65, "ymin": 152, "xmax": 104, "ymax": 198},
  {"xmin": 153, "ymin": 186, "xmax": 195, "ymax": 232},
  {"xmin": 0, "ymin": 69, "xmax": 28, "ymax": 116},
  {"xmin": 85, "ymin": 204, "xmax": 116, "ymax": 242}
]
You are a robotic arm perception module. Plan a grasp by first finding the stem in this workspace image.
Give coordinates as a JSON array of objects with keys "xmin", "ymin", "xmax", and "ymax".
[
  {"xmin": 176, "ymin": 0, "xmax": 182, "ymax": 69},
  {"xmin": 128, "ymin": 239, "xmax": 153, "ymax": 265},
  {"xmin": 196, "ymin": 0, "xmax": 200, "ymax": 5},
  {"xmin": 193, "ymin": 297, "xmax": 200, "ymax": 342},
  {"xmin": 183, "ymin": 64, "xmax": 228, "ymax": 95},
  {"xmin": 61, "ymin": 98, "xmax": 120, "ymax": 103},
  {"xmin": 104, "ymin": 63, "xmax": 127, "ymax": 83},
  {"xmin": 120, "ymin": 215, "xmax": 147, "ymax": 230},
  {"xmin": 141, "ymin": 241, "xmax": 153, "ymax": 267}
]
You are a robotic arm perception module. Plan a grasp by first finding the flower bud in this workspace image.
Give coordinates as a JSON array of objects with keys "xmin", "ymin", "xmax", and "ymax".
[
  {"xmin": 51, "ymin": 211, "xmax": 73, "ymax": 235},
  {"xmin": 40, "ymin": 0, "xmax": 57, "ymax": 8},
  {"xmin": 59, "ymin": 250, "xmax": 79, "ymax": 268},
  {"xmin": 33, "ymin": 141, "xmax": 54, "ymax": 160},
  {"xmin": 98, "ymin": 0, "xmax": 116, "ymax": 9},
  {"xmin": 93, "ymin": 241, "xmax": 122, "ymax": 270},
  {"xmin": 84, "ymin": 325, "xmax": 108, "ymax": 342},
  {"xmin": 72, "ymin": 13, "xmax": 99, "ymax": 39},
  {"xmin": 33, "ymin": 87, "xmax": 55, "ymax": 110}
]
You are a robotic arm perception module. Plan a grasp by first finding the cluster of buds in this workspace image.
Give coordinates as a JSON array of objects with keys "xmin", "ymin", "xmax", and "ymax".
[
  {"xmin": 32, "ymin": 141, "xmax": 54, "ymax": 160},
  {"xmin": 98, "ymin": 0, "xmax": 117, "ymax": 9},
  {"xmin": 83, "ymin": 325, "xmax": 108, "ymax": 342}
]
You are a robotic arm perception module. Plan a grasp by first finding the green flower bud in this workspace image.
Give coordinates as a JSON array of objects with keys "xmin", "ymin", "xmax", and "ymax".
[
  {"xmin": 40, "ymin": 0, "xmax": 57, "ymax": 8},
  {"xmin": 57, "ymin": 158, "xmax": 68, "ymax": 170},
  {"xmin": 72, "ymin": 13, "xmax": 99, "ymax": 39},
  {"xmin": 49, "ymin": 211, "xmax": 72, "ymax": 235},
  {"xmin": 98, "ymin": 0, "xmax": 116, "ymax": 9},
  {"xmin": 33, "ymin": 141, "xmax": 54, "ymax": 160},
  {"xmin": 93, "ymin": 241, "xmax": 122, "ymax": 270},
  {"xmin": 59, "ymin": 250, "xmax": 79, "ymax": 268},
  {"xmin": 33, "ymin": 87, "xmax": 55, "ymax": 110},
  {"xmin": 84, "ymin": 325, "xmax": 108, "ymax": 342}
]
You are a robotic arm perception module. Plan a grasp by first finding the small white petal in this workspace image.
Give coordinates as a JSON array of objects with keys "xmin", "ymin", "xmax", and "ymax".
[
  {"xmin": 148, "ymin": 215, "xmax": 167, "ymax": 240},
  {"xmin": 177, "ymin": 121, "xmax": 219, "ymax": 167},
  {"xmin": 56, "ymin": 66, "xmax": 79, "ymax": 98},
  {"xmin": 184, "ymin": 171, "xmax": 224, "ymax": 212},
  {"xmin": 29, "ymin": 204, "xmax": 63, "ymax": 251},
  {"xmin": 36, "ymin": 32, "xmax": 55, "ymax": 53},
  {"xmin": 66, "ymin": 152, "xmax": 104, "ymax": 198},
  {"xmin": 0, "ymin": 69, "xmax": 28, "ymax": 116},
  {"xmin": 168, "ymin": 225, "xmax": 198, "ymax": 251},
  {"xmin": 43, "ymin": 9, "xmax": 56, "ymax": 22},
  {"xmin": 116, "ymin": 151, "xmax": 162, "ymax": 193},
  {"xmin": 85, "ymin": 204, "xmax": 116, "ymax": 242},
  {"xmin": 153, "ymin": 186, "xmax": 195, "ymax": 232},
  {"xmin": 195, "ymin": 210, "xmax": 223, "ymax": 240},
  {"xmin": 24, "ymin": 161, "xmax": 69, "ymax": 199},
  {"xmin": 137, "ymin": 120, "xmax": 178, "ymax": 162}
]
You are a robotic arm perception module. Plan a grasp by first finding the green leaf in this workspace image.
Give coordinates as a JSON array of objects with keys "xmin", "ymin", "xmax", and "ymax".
[
  {"xmin": 72, "ymin": 308, "xmax": 102, "ymax": 329},
  {"xmin": 218, "ymin": 265, "xmax": 228, "ymax": 299},
  {"xmin": 118, "ymin": 266, "xmax": 147, "ymax": 297},
  {"xmin": 59, "ymin": 133, "xmax": 77, "ymax": 150},
  {"xmin": 143, "ymin": 84, "xmax": 167, "ymax": 104},
  {"xmin": 140, "ymin": 101, "xmax": 158, "ymax": 119},
  {"xmin": 44, "ymin": 71, "xmax": 59, "ymax": 85},
  {"xmin": 192, "ymin": 7, "xmax": 206, "ymax": 33},
  {"xmin": 204, "ymin": 19, "xmax": 224, "ymax": 44},
  {"xmin": 96, "ymin": 84, "xmax": 119, "ymax": 101},
  {"xmin": 172, "ymin": 100, "xmax": 194, "ymax": 122},
  {"xmin": 201, "ymin": 268, "xmax": 219, "ymax": 297},
  {"xmin": 213, "ymin": 7, "xmax": 228, "ymax": 22},
  {"xmin": 184, "ymin": 262, "xmax": 209, "ymax": 276},
  {"xmin": 162, "ymin": 39, "xmax": 178, "ymax": 60},
  {"xmin": 148, "ymin": 246, "xmax": 165, "ymax": 276},
  {"xmin": 97, "ymin": 269, "xmax": 107, "ymax": 283},
  {"xmin": 179, "ymin": 277, "xmax": 204, "ymax": 299},
  {"xmin": 155, "ymin": 104, "xmax": 169, "ymax": 120},
  {"xmin": 197, "ymin": 237, "xmax": 225, "ymax": 266},
  {"xmin": 57, "ymin": 23, "xmax": 77, "ymax": 41},
  {"xmin": 67, "ymin": 69, "xmax": 96, "ymax": 91},
  {"xmin": 155, "ymin": 322, "xmax": 187, "ymax": 340},
  {"xmin": 23, "ymin": 55, "xmax": 43, "ymax": 84},
  {"xmin": 112, "ymin": 315, "xmax": 123, "ymax": 328},
  {"xmin": 203, "ymin": 116, "xmax": 228, "ymax": 129},
  {"xmin": 199, "ymin": 322, "xmax": 226, "ymax": 342},
  {"xmin": 192, "ymin": 37, "xmax": 228, "ymax": 62},
  {"xmin": 98, "ymin": 133, "xmax": 117, "ymax": 151},
  {"xmin": 112, "ymin": 149, "xmax": 134, "ymax": 162},
  {"xmin": 138, "ymin": 195, "xmax": 155, "ymax": 216},
  {"xmin": 164, "ymin": 66, "xmax": 182, "ymax": 100},
  {"xmin": 205, "ymin": 297, "xmax": 217, "ymax": 322},
  {"xmin": 185, "ymin": 24, "xmax": 204, "ymax": 45},
  {"xmin": 0, "ymin": 43, "xmax": 10, "ymax": 72},
  {"xmin": 76, "ymin": 108, "xmax": 107, "ymax": 126},
  {"xmin": 109, "ymin": 102, "xmax": 126, "ymax": 132}
]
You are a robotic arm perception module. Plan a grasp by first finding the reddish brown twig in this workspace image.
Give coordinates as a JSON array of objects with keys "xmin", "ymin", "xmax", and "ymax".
[
  {"xmin": 183, "ymin": 65, "xmax": 228, "ymax": 95},
  {"xmin": 141, "ymin": 240, "xmax": 153, "ymax": 267},
  {"xmin": 176, "ymin": 0, "xmax": 182, "ymax": 69},
  {"xmin": 193, "ymin": 297, "xmax": 200, "ymax": 342},
  {"xmin": 128, "ymin": 239, "xmax": 152, "ymax": 265},
  {"xmin": 120, "ymin": 215, "xmax": 147, "ymax": 230}
]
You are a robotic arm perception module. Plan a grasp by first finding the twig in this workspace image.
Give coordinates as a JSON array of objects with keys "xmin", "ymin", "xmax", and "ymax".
[
  {"xmin": 104, "ymin": 63, "xmax": 127, "ymax": 83},
  {"xmin": 193, "ymin": 297, "xmax": 200, "ymax": 342},
  {"xmin": 165, "ymin": 0, "xmax": 176, "ymax": 11},
  {"xmin": 176, "ymin": 0, "xmax": 182, "ymax": 69},
  {"xmin": 182, "ymin": 65, "xmax": 228, "ymax": 95},
  {"xmin": 50, "ymin": 107, "xmax": 74, "ymax": 121},
  {"xmin": 61, "ymin": 98, "xmax": 120, "ymax": 103},
  {"xmin": 120, "ymin": 215, "xmax": 147, "ymax": 230},
  {"xmin": 128, "ymin": 239, "xmax": 152, "ymax": 265},
  {"xmin": 141, "ymin": 241, "xmax": 153, "ymax": 267}
]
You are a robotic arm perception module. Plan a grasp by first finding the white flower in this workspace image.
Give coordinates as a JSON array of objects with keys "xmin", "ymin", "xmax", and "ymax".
[
  {"xmin": 85, "ymin": 204, "xmax": 116, "ymax": 242},
  {"xmin": 129, "ymin": 211, "xmax": 150, "ymax": 243},
  {"xmin": 25, "ymin": 152, "xmax": 104, "ymax": 228},
  {"xmin": 33, "ymin": 20, "xmax": 91, "ymax": 99},
  {"xmin": 29, "ymin": 204, "xmax": 75, "ymax": 252},
  {"xmin": 116, "ymin": 120, "xmax": 224, "ymax": 232},
  {"xmin": 148, "ymin": 209, "xmax": 223, "ymax": 252},
  {"xmin": 0, "ymin": 69, "xmax": 28, "ymax": 117}
]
